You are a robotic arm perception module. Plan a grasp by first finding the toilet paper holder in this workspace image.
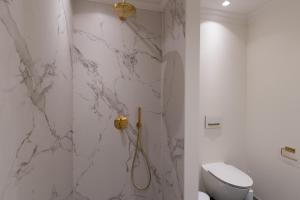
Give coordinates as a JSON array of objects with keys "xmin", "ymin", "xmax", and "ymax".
[{"xmin": 281, "ymin": 146, "xmax": 298, "ymax": 162}]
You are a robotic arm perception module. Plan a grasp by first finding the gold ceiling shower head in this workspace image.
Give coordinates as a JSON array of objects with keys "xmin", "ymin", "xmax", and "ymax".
[{"xmin": 113, "ymin": 0, "xmax": 136, "ymax": 21}]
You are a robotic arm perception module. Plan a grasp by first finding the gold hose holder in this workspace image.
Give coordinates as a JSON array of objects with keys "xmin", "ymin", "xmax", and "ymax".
[{"xmin": 136, "ymin": 107, "xmax": 142, "ymax": 129}]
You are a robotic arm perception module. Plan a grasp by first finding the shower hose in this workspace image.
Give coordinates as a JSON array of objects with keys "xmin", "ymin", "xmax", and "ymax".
[{"xmin": 130, "ymin": 107, "xmax": 152, "ymax": 190}]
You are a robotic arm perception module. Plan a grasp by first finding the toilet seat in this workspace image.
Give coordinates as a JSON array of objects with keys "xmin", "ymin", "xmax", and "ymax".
[
  {"xmin": 202, "ymin": 162, "xmax": 253, "ymax": 189},
  {"xmin": 198, "ymin": 192, "xmax": 210, "ymax": 200}
]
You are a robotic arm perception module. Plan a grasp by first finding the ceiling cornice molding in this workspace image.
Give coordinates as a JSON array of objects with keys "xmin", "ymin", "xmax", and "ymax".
[
  {"xmin": 87, "ymin": 0, "xmax": 169, "ymax": 12},
  {"xmin": 200, "ymin": 7, "xmax": 248, "ymax": 26}
]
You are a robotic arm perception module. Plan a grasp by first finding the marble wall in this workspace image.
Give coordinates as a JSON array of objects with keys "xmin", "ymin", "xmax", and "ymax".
[
  {"xmin": 0, "ymin": 0, "xmax": 73, "ymax": 200},
  {"xmin": 0, "ymin": 0, "xmax": 185, "ymax": 199},
  {"xmin": 72, "ymin": 0, "xmax": 163, "ymax": 200},
  {"xmin": 161, "ymin": 0, "xmax": 185, "ymax": 199},
  {"xmin": 72, "ymin": 0, "xmax": 185, "ymax": 199}
]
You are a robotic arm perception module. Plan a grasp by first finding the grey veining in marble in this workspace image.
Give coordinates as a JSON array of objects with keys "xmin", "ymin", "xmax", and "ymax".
[
  {"xmin": 0, "ymin": 0, "xmax": 185, "ymax": 199},
  {"xmin": 0, "ymin": 0, "xmax": 73, "ymax": 199},
  {"xmin": 72, "ymin": 0, "xmax": 165, "ymax": 200},
  {"xmin": 164, "ymin": 0, "xmax": 186, "ymax": 38},
  {"xmin": 161, "ymin": 0, "xmax": 185, "ymax": 199},
  {"xmin": 72, "ymin": 0, "xmax": 185, "ymax": 199}
]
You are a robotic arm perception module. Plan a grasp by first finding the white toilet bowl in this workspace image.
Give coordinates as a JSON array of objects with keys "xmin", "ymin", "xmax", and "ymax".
[
  {"xmin": 198, "ymin": 192, "xmax": 210, "ymax": 200},
  {"xmin": 202, "ymin": 162, "xmax": 253, "ymax": 200}
]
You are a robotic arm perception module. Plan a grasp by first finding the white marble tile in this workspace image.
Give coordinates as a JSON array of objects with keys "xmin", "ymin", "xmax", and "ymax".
[
  {"xmin": 161, "ymin": 0, "xmax": 185, "ymax": 199},
  {"xmin": 0, "ymin": 0, "xmax": 185, "ymax": 199},
  {"xmin": 0, "ymin": 0, "xmax": 73, "ymax": 199},
  {"xmin": 72, "ymin": 1, "xmax": 163, "ymax": 200}
]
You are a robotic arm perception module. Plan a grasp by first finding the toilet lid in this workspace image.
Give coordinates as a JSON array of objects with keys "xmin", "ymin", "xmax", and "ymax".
[
  {"xmin": 203, "ymin": 163, "xmax": 253, "ymax": 188},
  {"xmin": 198, "ymin": 192, "xmax": 210, "ymax": 200}
]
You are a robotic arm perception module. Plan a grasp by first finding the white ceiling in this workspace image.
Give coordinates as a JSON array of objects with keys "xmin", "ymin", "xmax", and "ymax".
[{"xmin": 200, "ymin": 0, "xmax": 271, "ymax": 14}]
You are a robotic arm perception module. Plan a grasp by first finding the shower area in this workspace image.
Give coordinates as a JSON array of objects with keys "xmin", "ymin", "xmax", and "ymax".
[{"xmin": 0, "ymin": 0, "xmax": 185, "ymax": 199}]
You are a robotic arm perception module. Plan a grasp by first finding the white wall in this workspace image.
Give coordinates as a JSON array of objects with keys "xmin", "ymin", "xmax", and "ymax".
[
  {"xmin": 198, "ymin": 1, "xmax": 300, "ymax": 199},
  {"xmin": 199, "ymin": 13, "xmax": 247, "ymax": 189},
  {"xmin": 184, "ymin": 0, "xmax": 201, "ymax": 199},
  {"xmin": 247, "ymin": 0, "xmax": 300, "ymax": 199}
]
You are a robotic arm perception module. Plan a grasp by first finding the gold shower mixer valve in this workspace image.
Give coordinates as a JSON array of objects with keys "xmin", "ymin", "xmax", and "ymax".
[{"xmin": 114, "ymin": 115, "xmax": 128, "ymax": 131}]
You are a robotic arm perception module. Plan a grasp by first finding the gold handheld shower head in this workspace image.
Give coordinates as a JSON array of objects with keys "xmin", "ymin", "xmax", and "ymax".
[{"xmin": 113, "ymin": 0, "xmax": 136, "ymax": 21}]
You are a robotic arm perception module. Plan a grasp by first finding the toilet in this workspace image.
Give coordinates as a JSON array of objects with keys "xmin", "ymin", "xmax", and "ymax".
[
  {"xmin": 202, "ymin": 162, "xmax": 253, "ymax": 200},
  {"xmin": 198, "ymin": 192, "xmax": 210, "ymax": 200}
]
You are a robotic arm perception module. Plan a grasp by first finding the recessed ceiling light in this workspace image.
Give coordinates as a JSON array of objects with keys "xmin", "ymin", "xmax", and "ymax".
[{"xmin": 222, "ymin": 0, "xmax": 231, "ymax": 7}]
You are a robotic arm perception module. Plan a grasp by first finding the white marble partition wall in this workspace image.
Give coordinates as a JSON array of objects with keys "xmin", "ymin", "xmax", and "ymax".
[
  {"xmin": 72, "ymin": 0, "xmax": 163, "ymax": 200},
  {"xmin": 0, "ymin": 0, "xmax": 185, "ymax": 199},
  {"xmin": 161, "ymin": 0, "xmax": 185, "ymax": 200},
  {"xmin": 0, "ymin": 0, "xmax": 73, "ymax": 200}
]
